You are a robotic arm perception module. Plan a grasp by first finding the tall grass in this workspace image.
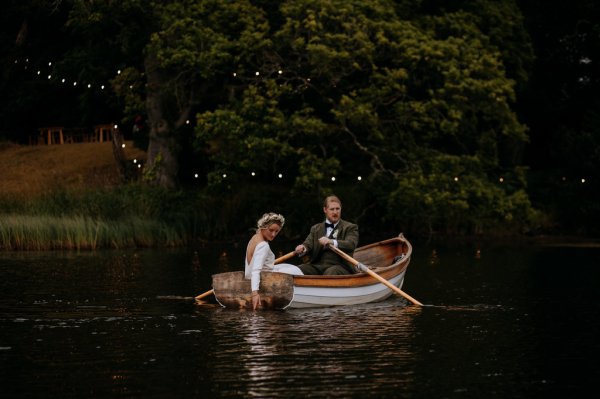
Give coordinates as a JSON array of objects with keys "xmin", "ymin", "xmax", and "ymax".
[
  {"xmin": 0, "ymin": 214, "xmax": 187, "ymax": 250},
  {"xmin": 0, "ymin": 181, "xmax": 379, "ymax": 251}
]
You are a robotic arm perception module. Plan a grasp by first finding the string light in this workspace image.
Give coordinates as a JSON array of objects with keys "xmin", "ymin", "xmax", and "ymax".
[
  {"xmin": 357, "ymin": 176, "xmax": 362, "ymax": 181},
  {"xmin": 17, "ymin": 55, "xmax": 302, "ymax": 95},
  {"xmin": 454, "ymin": 176, "xmax": 459, "ymax": 182},
  {"xmin": 331, "ymin": 176, "xmax": 336, "ymax": 182}
]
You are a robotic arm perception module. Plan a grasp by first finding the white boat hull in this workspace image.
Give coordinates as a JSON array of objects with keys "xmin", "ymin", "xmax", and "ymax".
[{"xmin": 287, "ymin": 270, "xmax": 406, "ymax": 308}]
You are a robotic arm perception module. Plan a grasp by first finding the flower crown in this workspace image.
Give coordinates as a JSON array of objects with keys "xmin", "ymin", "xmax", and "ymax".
[{"xmin": 257, "ymin": 212, "xmax": 285, "ymax": 229}]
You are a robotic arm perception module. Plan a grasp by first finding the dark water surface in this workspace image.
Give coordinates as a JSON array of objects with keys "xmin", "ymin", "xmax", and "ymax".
[{"xmin": 1, "ymin": 241, "xmax": 599, "ymax": 398}]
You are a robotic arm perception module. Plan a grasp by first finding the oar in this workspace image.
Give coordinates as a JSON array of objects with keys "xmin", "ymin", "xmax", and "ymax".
[
  {"xmin": 193, "ymin": 250, "xmax": 297, "ymax": 303},
  {"xmin": 195, "ymin": 289, "xmax": 214, "ymax": 301},
  {"xmin": 274, "ymin": 250, "xmax": 297, "ymax": 264},
  {"xmin": 329, "ymin": 245, "xmax": 423, "ymax": 306}
]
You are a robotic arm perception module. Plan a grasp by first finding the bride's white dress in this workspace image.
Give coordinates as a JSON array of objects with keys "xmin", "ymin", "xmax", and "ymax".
[{"xmin": 244, "ymin": 241, "xmax": 303, "ymax": 291}]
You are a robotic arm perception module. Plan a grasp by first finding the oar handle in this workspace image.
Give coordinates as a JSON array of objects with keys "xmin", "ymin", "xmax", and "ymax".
[
  {"xmin": 329, "ymin": 245, "xmax": 423, "ymax": 306},
  {"xmin": 195, "ymin": 289, "xmax": 214, "ymax": 301},
  {"xmin": 274, "ymin": 251, "xmax": 296, "ymax": 264}
]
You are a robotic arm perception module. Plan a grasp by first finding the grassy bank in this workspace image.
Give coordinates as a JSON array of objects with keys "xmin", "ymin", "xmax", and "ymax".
[
  {"xmin": 0, "ymin": 142, "xmax": 188, "ymax": 250},
  {"xmin": 0, "ymin": 142, "xmax": 329, "ymax": 250},
  {"xmin": 2, "ymin": 141, "xmax": 579, "ymax": 250},
  {"xmin": 0, "ymin": 141, "xmax": 146, "ymax": 196}
]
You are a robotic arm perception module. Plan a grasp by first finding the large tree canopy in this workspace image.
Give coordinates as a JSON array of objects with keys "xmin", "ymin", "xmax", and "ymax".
[{"xmin": 193, "ymin": 0, "xmax": 536, "ymax": 234}]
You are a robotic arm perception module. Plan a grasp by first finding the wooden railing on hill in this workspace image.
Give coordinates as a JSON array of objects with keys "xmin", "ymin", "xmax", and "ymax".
[
  {"xmin": 28, "ymin": 123, "xmax": 140, "ymax": 183},
  {"xmin": 30, "ymin": 124, "xmax": 118, "ymax": 145}
]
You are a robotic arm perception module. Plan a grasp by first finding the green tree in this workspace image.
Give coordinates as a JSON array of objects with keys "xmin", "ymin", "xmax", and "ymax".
[{"xmin": 194, "ymin": 0, "xmax": 537, "ymax": 235}]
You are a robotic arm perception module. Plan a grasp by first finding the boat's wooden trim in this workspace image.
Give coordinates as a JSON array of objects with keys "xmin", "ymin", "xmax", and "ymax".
[{"xmin": 292, "ymin": 261, "xmax": 409, "ymax": 287}]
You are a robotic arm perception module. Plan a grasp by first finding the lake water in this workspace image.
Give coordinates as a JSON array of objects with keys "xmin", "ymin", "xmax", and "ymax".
[{"xmin": 1, "ymin": 239, "xmax": 599, "ymax": 398}]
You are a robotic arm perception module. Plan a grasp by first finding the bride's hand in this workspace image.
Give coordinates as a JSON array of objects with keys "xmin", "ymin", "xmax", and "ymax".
[{"xmin": 252, "ymin": 291, "xmax": 261, "ymax": 310}]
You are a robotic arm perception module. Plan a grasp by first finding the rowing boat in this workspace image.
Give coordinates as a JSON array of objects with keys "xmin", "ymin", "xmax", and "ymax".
[{"xmin": 211, "ymin": 233, "xmax": 413, "ymax": 309}]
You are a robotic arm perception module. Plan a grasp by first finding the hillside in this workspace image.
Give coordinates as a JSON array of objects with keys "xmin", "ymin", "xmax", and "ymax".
[{"xmin": 0, "ymin": 142, "xmax": 146, "ymax": 197}]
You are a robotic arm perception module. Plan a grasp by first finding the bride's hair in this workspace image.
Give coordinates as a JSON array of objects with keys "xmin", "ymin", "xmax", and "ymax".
[{"xmin": 257, "ymin": 212, "xmax": 285, "ymax": 229}]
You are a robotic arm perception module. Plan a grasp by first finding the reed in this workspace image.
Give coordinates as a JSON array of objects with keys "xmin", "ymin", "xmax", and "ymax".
[
  {"xmin": 0, "ymin": 182, "xmax": 343, "ymax": 250},
  {"xmin": 0, "ymin": 214, "xmax": 186, "ymax": 250}
]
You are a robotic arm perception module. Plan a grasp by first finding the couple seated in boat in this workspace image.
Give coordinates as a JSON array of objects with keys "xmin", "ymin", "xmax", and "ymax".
[{"xmin": 245, "ymin": 195, "xmax": 359, "ymax": 309}]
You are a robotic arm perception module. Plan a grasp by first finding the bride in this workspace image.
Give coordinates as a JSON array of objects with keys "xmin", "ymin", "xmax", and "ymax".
[{"xmin": 245, "ymin": 212, "xmax": 303, "ymax": 310}]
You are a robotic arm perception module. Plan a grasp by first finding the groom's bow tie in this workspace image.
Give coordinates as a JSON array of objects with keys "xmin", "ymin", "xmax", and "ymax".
[{"xmin": 325, "ymin": 222, "xmax": 335, "ymax": 229}]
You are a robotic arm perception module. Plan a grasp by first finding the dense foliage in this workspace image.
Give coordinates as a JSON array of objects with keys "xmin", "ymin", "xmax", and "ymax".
[{"xmin": 193, "ymin": 0, "xmax": 538, "ymax": 235}]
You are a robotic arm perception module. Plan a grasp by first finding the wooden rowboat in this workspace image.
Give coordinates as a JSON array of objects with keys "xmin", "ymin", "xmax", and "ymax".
[{"xmin": 212, "ymin": 233, "xmax": 413, "ymax": 309}]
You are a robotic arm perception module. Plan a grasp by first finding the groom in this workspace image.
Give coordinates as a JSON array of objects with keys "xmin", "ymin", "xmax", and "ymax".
[{"xmin": 294, "ymin": 195, "xmax": 359, "ymax": 275}]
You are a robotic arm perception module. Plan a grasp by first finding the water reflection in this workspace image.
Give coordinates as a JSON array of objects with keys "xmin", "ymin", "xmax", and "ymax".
[{"xmin": 203, "ymin": 302, "xmax": 421, "ymax": 397}]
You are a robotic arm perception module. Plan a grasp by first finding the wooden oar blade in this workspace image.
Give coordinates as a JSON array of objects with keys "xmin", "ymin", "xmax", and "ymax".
[{"xmin": 156, "ymin": 295, "xmax": 195, "ymax": 301}]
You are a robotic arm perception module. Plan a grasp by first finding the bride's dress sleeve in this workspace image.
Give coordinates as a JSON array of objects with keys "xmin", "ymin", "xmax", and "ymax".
[{"xmin": 248, "ymin": 242, "xmax": 270, "ymax": 292}]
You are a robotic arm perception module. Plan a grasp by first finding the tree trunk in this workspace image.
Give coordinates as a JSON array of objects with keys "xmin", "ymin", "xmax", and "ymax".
[{"xmin": 143, "ymin": 53, "xmax": 180, "ymax": 189}]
